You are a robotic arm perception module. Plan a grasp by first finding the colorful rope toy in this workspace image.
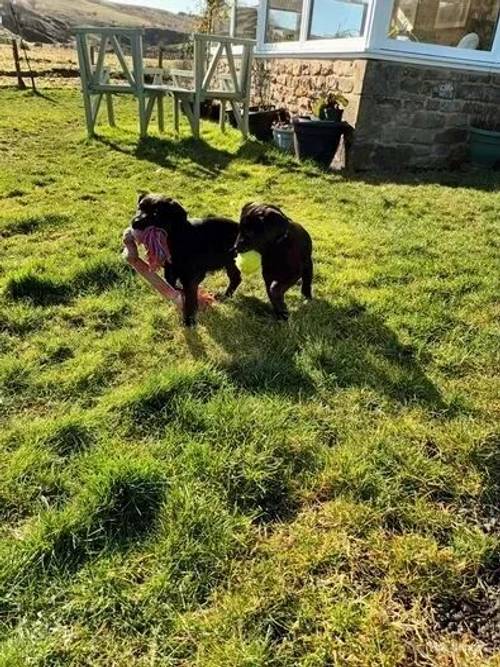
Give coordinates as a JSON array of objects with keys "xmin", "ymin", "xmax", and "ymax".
[{"xmin": 122, "ymin": 227, "xmax": 214, "ymax": 309}]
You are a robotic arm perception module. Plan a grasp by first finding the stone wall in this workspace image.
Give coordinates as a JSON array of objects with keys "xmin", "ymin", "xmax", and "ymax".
[
  {"xmin": 253, "ymin": 58, "xmax": 366, "ymax": 126},
  {"xmin": 353, "ymin": 60, "xmax": 500, "ymax": 170},
  {"xmin": 252, "ymin": 56, "xmax": 500, "ymax": 170}
]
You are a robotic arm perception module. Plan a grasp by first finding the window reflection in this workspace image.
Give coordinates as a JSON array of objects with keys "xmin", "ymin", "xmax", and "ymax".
[
  {"xmin": 235, "ymin": 0, "xmax": 259, "ymax": 39},
  {"xmin": 389, "ymin": 0, "xmax": 500, "ymax": 51},
  {"xmin": 309, "ymin": 0, "xmax": 369, "ymax": 40},
  {"xmin": 266, "ymin": 0, "xmax": 303, "ymax": 42}
]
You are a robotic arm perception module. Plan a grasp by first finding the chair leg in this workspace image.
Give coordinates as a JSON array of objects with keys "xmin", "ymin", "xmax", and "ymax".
[
  {"xmin": 173, "ymin": 96, "xmax": 180, "ymax": 136},
  {"xmin": 192, "ymin": 98, "xmax": 200, "ymax": 139},
  {"xmin": 229, "ymin": 100, "xmax": 243, "ymax": 133},
  {"xmin": 242, "ymin": 100, "xmax": 249, "ymax": 139},
  {"xmin": 158, "ymin": 94, "xmax": 164, "ymax": 134},
  {"xmin": 138, "ymin": 94, "xmax": 147, "ymax": 138},
  {"xmin": 106, "ymin": 93, "xmax": 116, "ymax": 127},
  {"xmin": 81, "ymin": 88, "xmax": 95, "ymax": 138},
  {"xmin": 180, "ymin": 99, "xmax": 199, "ymax": 138},
  {"xmin": 219, "ymin": 100, "xmax": 226, "ymax": 132}
]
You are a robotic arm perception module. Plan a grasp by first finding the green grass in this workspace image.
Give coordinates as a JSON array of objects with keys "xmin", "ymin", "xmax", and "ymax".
[{"xmin": 0, "ymin": 87, "xmax": 499, "ymax": 666}]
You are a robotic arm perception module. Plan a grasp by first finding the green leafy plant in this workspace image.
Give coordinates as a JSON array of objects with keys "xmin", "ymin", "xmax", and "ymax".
[{"xmin": 312, "ymin": 91, "xmax": 349, "ymax": 120}]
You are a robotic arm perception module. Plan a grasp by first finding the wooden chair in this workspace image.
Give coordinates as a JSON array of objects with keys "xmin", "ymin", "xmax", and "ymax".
[
  {"xmin": 75, "ymin": 27, "xmax": 168, "ymax": 138},
  {"xmin": 164, "ymin": 34, "xmax": 256, "ymax": 139}
]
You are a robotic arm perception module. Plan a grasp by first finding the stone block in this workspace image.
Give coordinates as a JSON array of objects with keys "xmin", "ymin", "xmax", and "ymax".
[
  {"xmin": 399, "ymin": 78, "xmax": 432, "ymax": 96},
  {"xmin": 348, "ymin": 142, "xmax": 376, "ymax": 170},
  {"xmin": 432, "ymin": 142, "xmax": 467, "ymax": 158},
  {"xmin": 457, "ymin": 83, "xmax": 485, "ymax": 101},
  {"xmin": 434, "ymin": 128, "xmax": 468, "ymax": 144},
  {"xmin": 334, "ymin": 60, "xmax": 353, "ymax": 76},
  {"xmin": 462, "ymin": 101, "xmax": 492, "ymax": 116},
  {"xmin": 403, "ymin": 99, "xmax": 425, "ymax": 113},
  {"xmin": 384, "ymin": 127, "xmax": 435, "ymax": 146},
  {"xmin": 444, "ymin": 112, "xmax": 469, "ymax": 128},
  {"xmin": 411, "ymin": 111, "xmax": 446, "ymax": 129},
  {"xmin": 338, "ymin": 77, "xmax": 354, "ymax": 94},
  {"xmin": 310, "ymin": 61, "xmax": 322, "ymax": 76},
  {"xmin": 426, "ymin": 98, "xmax": 463, "ymax": 113},
  {"xmin": 373, "ymin": 144, "xmax": 419, "ymax": 168}
]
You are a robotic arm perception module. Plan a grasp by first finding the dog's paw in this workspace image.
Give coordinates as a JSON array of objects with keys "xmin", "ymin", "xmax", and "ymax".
[
  {"xmin": 183, "ymin": 316, "xmax": 197, "ymax": 328},
  {"xmin": 275, "ymin": 310, "xmax": 289, "ymax": 322}
]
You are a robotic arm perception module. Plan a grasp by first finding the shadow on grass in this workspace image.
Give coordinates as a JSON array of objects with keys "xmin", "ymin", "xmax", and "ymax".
[
  {"xmin": 98, "ymin": 120, "xmax": 500, "ymax": 190},
  {"xmin": 36, "ymin": 465, "xmax": 167, "ymax": 576},
  {"xmin": 0, "ymin": 213, "xmax": 69, "ymax": 238},
  {"xmin": 204, "ymin": 296, "xmax": 445, "ymax": 410},
  {"xmin": 32, "ymin": 89, "xmax": 58, "ymax": 104},
  {"xmin": 98, "ymin": 131, "xmax": 323, "ymax": 180},
  {"xmin": 347, "ymin": 166, "xmax": 500, "ymax": 191},
  {"xmin": 5, "ymin": 259, "xmax": 129, "ymax": 307}
]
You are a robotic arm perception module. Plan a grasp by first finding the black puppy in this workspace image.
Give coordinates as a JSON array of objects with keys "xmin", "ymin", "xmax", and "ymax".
[
  {"xmin": 131, "ymin": 194, "xmax": 240, "ymax": 326},
  {"xmin": 235, "ymin": 202, "xmax": 313, "ymax": 320}
]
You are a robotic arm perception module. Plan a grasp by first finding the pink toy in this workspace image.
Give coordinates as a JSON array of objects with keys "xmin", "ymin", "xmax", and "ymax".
[
  {"xmin": 133, "ymin": 226, "xmax": 171, "ymax": 272},
  {"xmin": 122, "ymin": 228, "xmax": 214, "ymax": 310}
]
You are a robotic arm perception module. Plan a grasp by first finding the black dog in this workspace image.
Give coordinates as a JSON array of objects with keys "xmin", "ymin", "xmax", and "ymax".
[
  {"xmin": 131, "ymin": 194, "xmax": 240, "ymax": 326},
  {"xmin": 235, "ymin": 202, "xmax": 313, "ymax": 320}
]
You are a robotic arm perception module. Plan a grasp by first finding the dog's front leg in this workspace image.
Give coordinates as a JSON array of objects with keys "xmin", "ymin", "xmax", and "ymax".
[
  {"xmin": 164, "ymin": 262, "xmax": 179, "ymax": 289},
  {"xmin": 266, "ymin": 279, "xmax": 294, "ymax": 321},
  {"xmin": 182, "ymin": 280, "xmax": 200, "ymax": 327},
  {"xmin": 223, "ymin": 261, "xmax": 242, "ymax": 299}
]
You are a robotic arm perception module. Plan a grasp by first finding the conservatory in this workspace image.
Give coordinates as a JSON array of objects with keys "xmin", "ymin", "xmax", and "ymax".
[{"xmin": 224, "ymin": 0, "xmax": 500, "ymax": 169}]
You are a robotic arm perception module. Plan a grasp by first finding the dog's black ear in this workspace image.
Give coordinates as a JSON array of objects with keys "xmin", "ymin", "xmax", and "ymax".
[
  {"xmin": 240, "ymin": 202, "xmax": 258, "ymax": 220},
  {"xmin": 264, "ymin": 204, "xmax": 291, "ymax": 227},
  {"xmin": 137, "ymin": 192, "xmax": 148, "ymax": 205},
  {"xmin": 160, "ymin": 197, "xmax": 188, "ymax": 224}
]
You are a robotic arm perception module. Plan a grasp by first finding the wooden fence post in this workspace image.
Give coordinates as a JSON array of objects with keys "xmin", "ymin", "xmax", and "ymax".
[{"xmin": 12, "ymin": 39, "xmax": 26, "ymax": 90}]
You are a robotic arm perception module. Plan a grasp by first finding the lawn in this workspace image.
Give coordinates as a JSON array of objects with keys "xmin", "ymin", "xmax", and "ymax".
[{"xmin": 0, "ymin": 87, "xmax": 499, "ymax": 666}]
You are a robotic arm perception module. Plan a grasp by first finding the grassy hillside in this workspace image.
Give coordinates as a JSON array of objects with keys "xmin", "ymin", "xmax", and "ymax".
[
  {"xmin": 1, "ymin": 0, "xmax": 196, "ymax": 44},
  {"xmin": 23, "ymin": 0, "xmax": 195, "ymax": 32},
  {"xmin": 0, "ymin": 88, "xmax": 499, "ymax": 665}
]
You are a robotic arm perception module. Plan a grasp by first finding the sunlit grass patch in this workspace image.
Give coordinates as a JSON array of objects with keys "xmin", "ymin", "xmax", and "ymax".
[{"xmin": 0, "ymin": 87, "xmax": 499, "ymax": 664}]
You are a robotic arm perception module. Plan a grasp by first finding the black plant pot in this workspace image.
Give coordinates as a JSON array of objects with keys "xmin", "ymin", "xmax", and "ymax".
[
  {"xmin": 292, "ymin": 117, "xmax": 346, "ymax": 168},
  {"xmin": 227, "ymin": 107, "xmax": 285, "ymax": 142},
  {"xmin": 199, "ymin": 100, "xmax": 221, "ymax": 121},
  {"xmin": 321, "ymin": 107, "xmax": 344, "ymax": 122}
]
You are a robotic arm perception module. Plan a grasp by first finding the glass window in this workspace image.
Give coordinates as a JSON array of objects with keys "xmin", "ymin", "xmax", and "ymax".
[
  {"xmin": 389, "ymin": 0, "xmax": 500, "ymax": 51},
  {"xmin": 235, "ymin": 0, "xmax": 259, "ymax": 39},
  {"xmin": 265, "ymin": 0, "xmax": 303, "ymax": 42},
  {"xmin": 309, "ymin": 0, "xmax": 369, "ymax": 40}
]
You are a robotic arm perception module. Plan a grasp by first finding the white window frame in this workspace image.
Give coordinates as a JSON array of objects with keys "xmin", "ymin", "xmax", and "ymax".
[
  {"xmin": 257, "ymin": 0, "xmax": 373, "ymax": 55},
  {"xmin": 229, "ymin": 0, "xmax": 500, "ymax": 72}
]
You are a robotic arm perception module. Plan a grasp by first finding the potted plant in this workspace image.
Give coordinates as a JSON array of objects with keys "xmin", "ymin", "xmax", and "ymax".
[
  {"xmin": 292, "ymin": 91, "xmax": 349, "ymax": 168},
  {"xmin": 227, "ymin": 62, "xmax": 285, "ymax": 141},
  {"xmin": 470, "ymin": 114, "xmax": 500, "ymax": 168},
  {"xmin": 272, "ymin": 111, "xmax": 294, "ymax": 153},
  {"xmin": 312, "ymin": 91, "xmax": 349, "ymax": 122}
]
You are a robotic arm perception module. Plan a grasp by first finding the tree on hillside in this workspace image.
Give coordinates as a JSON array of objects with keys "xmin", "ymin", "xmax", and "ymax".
[
  {"xmin": 1, "ymin": 0, "xmax": 37, "ymax": 92},
  {"xmin": 197, "ymin": 0, "xmax": 230, "ymax": 35}
]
